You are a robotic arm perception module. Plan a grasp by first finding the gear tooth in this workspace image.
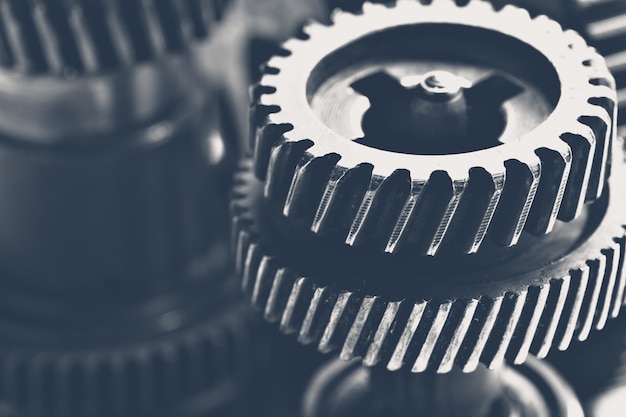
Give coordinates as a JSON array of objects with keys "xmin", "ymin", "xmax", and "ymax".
[
  {"xmin": 555, "ymin": 267, "xmax": 590, "ymax": 351},
  {"xmin": 577, "ymin": 104, "xmax": 613, "ymax": 201},
  {"xmin": 558, "ymin": 128, "xmax": 596, "ymax": 221},
  {"xmin": 575, "ymin": 264, "xmax": 599, "ymax": 342},
  {"xmin": 509, "ymin": 285, "xmax": 551, "ymax": 365},
  {"xmin": 362, "ymin": 300, "xmax": 403, "ymax": 367},
  {"xmin": 282, "ymin": 153, "xmax": 342, "ymax": 223},
  {"xmin": 386, "ymin": 302, "xmax": 426, "ymax": 372},
  {"xmin": 1, "ymin": 0, "xmax": 47, "ymax": 72},
  {"xmin": 395, "ymin": 171, "xmax": 466, "ymax": 256},
  {"xmin": 250, "ymin": 256, "xmax": 278, "ymax": 310},
  {"xmin": 412, "ymin": 302, "xmax": 452, "ymax": 373},
  {"xmin": 340, "ymin": 295, "xmax": 380, "ymax": 360},
  {"xmin": 526, "ymin": 145, "xmax": 572, "ymax": 236},
  {"xmin": 311, "ymin": 164, "xmax": 374, "ymax": 238},
  {"xmin": 436, "ymin": 299, "xmax": 479, "ymax": 373},
  {"xmin": 460, "ymin": 297, "xmax": 504, "ymax": 373},
  {"xmin": 295, "ymin": 285, "xmax": 333, "ymax": 344},
  {"xmin": 611, "ymin": 235, "xmax": 626, "ymax": 318},
  {"xmin": 489, "ymin": 157, "xmax": 540, "ymax": 246},
  {"xmin": 532, "ymin": 277, "xmax": 571, "ymax": 359},
  {"xmin": 279, "ymin": 277, "xmax": 314, "ymax": 335},
  {"xmin": 483, "ymin": 291, "xmax": 527, "ymax": 370},
  {"xmin": 264, "ymin": 139, "xmax": 312, "ymax": 205},
  {"xmin": 533, "ymin": 13, "xmax": 563, "ymax": 36},
  {"xmin": 384, "ymin": 180, "xmax": 425, "ymax": 254},
  {"xmin": 595, "ymin": 244, "xmax": 621, "ymax": 331},
  {"xmin": 264, "ymin": 268, "xmax": 297, "ymax": 322},
  {"xmin": 252, "ymin": 119, "xmax": 291, "ymax": 180},
  {"xmin": 442, "ymin": 167, "xmax": 505, "ymax": 254},
  {"xmin": 346, "ymin": 170, "xmax": 411, "ymax": 250},
  {"xmin": 319, "ymin": 291, "xmax": 361, "ymax": 353}
]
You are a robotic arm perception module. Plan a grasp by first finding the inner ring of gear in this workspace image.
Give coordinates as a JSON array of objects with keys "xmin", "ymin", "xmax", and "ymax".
[{"xmin": 253, "ymin": 0, "xmax": 616, "ymax": 257}]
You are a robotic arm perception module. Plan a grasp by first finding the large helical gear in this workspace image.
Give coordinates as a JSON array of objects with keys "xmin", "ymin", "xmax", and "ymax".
[
  {"xmin": 251, "ymin": 0, "xmax": 616, "ymax": 257},
  {"xmin": 232, "ymin": 142, "xmax": 626, "ymax": 373},
  {"xmin": 0, "ymin": 0, "xmax": 232, "ymax": 74}
]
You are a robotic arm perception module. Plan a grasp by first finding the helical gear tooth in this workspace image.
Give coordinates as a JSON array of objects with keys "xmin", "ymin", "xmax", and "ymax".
[
  {"xmin": 488, "ymin": 155, "xmax": 541, "ymax": 246},
  {"xmin": 532, "ymin": 277, "xmax": 571, "ymax": 359},
  {"xmin": 298, "ymin": 286, "xmax": 339, "ymax": 345},
  {"xmin": 250, "ymin": 256, "xmax": 278, "ymax": 310},
  {"xmin": 441, "ymin": 166, "xmax": 505, "ymax": 254},
  {"xmin": 610, "ymin": 235, "xmax": 626, "ymax": 319},
  {"xmin": 509, "ymin": 285, "xmax": 551, "ymax": 365},
  {"xmin": 386, "ymin": 302, "xmax": 426, "ymax": 372},
  {"xmin": 391, "ymin": 171, "xmax": 467, "ymax": 256},
  {"xmin": 265, "ymin": 267, "xmax": 298, "ymax": 323},
  {"xmin": 412, "ymin": 302, "xmax": 453, "ymax": 373},
  {"xmin": 577, "ymin": 104, "xmax": 613, "ymax": 201},
  {"xmin": 483, "ymin": 291, "xmax": 527, "ymax": 370},
  {"xmin": 363, "ymin": 300, "xmax": 402, "ymax": 367},
  {"xmin": 345, "ymin": 170, "xmax": 411, "ymax": 250},
  {"xmin": 339, "ymin": 295, "xmax": 381, "ymax": 361},
  {"xmin": 0, "ymin": 0, "xmax": 46, "ymax": 72},
  {"xmin": 558, "ymin": 125, "xmax": 596, "ymax": 221},
  {"xmin": 577, "ymin": 259, "xmax": 607, "ymax": 342},
  {"xmin": 280, "ymin": 277, "xmax": 315, "ymax": 335},
  {"xmin": 595, "ymin": 244, "xmax": 621, "ymax": 331},
  {"xmin": 555, "ymin": 268, "xmax": 590, "ymax": 351},
  {"xmin": 319, "ymin": 291, "xmax": 361, "ymax": 354},
  {"xmin": 460, "ymin": 297, "xmax": 504, "ymax": 373},
  {"xmin": 262, "ymin": 137, "xmax": 311, "ymax": 204},
  {"xmin": 436, "ymin": 299, "xmax": 480, "ymax": 374},
  {"xmin": 526, "ymin": 143, "xmax": 572, "ymax": 236},
  {"xmin": 282, "ymin": 152, "xmax": 342, "ymax": 224},
  {"xmin": 311, "ymin": 164, "xmax": 374, "ymax": 238}
]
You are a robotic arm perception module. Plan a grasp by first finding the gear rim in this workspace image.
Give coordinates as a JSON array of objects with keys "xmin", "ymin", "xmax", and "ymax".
[
  {"xmin": 251, "ymin": 0, "xmax": 616, "ymax": 257},
  {"xmin": 232, "ymin": 143, "xmax": 626, "ymax": 373}
]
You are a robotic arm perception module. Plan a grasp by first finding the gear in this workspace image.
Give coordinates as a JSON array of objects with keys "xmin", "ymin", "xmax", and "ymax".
[
  {"xmin": 251, "ymin": 0, "xmax": 616, "ymax": 256},
  {"xmin": 231, "ymin": 143, "xmax": 626, "ymax": 373},
  {"xmin": 0, "ymin": 270, "xmax": 265, "ymax": 417},
  {"xmin": 0, "ymin": 0, "xmax": 231, "ymax": 74}
]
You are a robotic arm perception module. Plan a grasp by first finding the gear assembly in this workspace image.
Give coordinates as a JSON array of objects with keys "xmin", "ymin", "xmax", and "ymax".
[{"xmin": 0, "ymin": 0, "xmax": 622, "ymax": 417}]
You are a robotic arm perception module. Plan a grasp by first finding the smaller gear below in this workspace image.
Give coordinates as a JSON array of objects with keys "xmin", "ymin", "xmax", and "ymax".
[
  {"xmin": 252, "ymin": 0, "xmax": 616, "ymax": 256},
  {"xmin": 232, "ymin": 143, "xmax": 626, "ymax": 373}
]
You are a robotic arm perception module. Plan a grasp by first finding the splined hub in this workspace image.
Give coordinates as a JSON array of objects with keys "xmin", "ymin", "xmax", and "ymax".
[{"xmin": 251, "ymin": 0, "xmax": 616, "ymax": 256}]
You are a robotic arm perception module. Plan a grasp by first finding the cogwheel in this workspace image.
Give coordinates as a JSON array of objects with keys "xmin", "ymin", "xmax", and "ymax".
[
  {"xmin": 251, "ymin": 0, "xmax": 616, "ymax": 256},
  {"xmin": 0, "ymin": 0, "xmax": 231, "ymax": 74},
  {"xmin": 232, "ymin": 143, "xmax": 626, "ymax": 374},
  {"xmin": 0, "ymin": 277, "xmax": 264, "ymax": 417}
]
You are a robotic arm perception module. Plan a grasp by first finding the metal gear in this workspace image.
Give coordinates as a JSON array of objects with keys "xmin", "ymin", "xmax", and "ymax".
[
  {"xmin": 0, "ymin": 0, "xmax": 231, "ymax": 74},
  {"xmin": 0, "ymin": 276, "xmax": 265, "ymax": 417},
  {"xmin": 231, "ymin": 143, "xmax": 626, "ymax": 373},
  {"xmin": 251, "ymin": 0, "xmax": 616, "ymax": 256}
]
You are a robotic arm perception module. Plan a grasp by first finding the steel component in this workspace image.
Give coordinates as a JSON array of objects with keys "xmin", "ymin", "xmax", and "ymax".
[
  {"xmin": 251, "ymin": 0, "xmax": 616, "ymax": 256},
  {"xmin": 302, "ymin": 357, "xmax": 584, "ymax": 417},
  {"xmin": 232, "ymin": 145, "xmax": 626, "ymax": 373},
  {"xmin": 0, "ymin": 275, "xmax": 263, "ymax": 417},
  {"xmin": 0, "ymin": 0, "xmax": 231, "ymax": 75}
]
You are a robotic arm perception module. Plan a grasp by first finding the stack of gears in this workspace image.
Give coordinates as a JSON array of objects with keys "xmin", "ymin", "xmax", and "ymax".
[
  {"xmin": 233, "ymin": 0, "xmax": 625, "ymax": 415},
  {"xmin": 0, "ymin": 1, "xmax": 271, "ymax": 417}
]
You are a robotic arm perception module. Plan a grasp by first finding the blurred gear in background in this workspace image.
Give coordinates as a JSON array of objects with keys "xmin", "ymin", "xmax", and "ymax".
[{"xmin": 0, "ymin": 1, "xmax": 271, "ymax": 417}]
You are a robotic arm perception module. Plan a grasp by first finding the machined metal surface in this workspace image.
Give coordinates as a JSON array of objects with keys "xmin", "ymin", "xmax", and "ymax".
[
  {"xmin": 251, "ymin": 0, "xmax": 616, "ymax": 257},
  {"xmin": 232, "ymin": 144, "xmax": 626, "ymax": 373}
]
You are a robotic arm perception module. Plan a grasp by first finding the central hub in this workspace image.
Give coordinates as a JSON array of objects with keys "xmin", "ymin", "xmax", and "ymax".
[
  {"xmin": 350, "ymin": 69, "xmax": 522, "ymax": 155},
  {"xmin": 417, "ymin": 70, "xmax": 469, "ymax": 100}
]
